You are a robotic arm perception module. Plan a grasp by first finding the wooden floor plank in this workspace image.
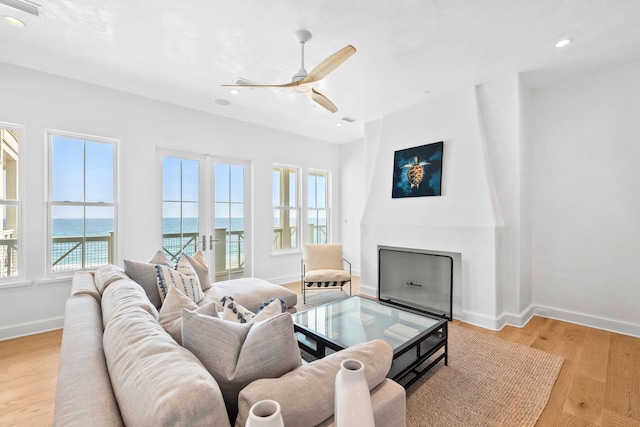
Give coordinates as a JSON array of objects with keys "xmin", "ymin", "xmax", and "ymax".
[{"xmin": 562, "ymin": 374, "xmax": 605, "ymax": 425}]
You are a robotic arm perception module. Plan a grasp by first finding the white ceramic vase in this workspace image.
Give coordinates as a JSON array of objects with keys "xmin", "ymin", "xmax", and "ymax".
[
  {"xmin": 246, "ymin": 399, "xmax": 284, "ymax": 427},
  {"xmin": 334, "ymin": 359, "xmax": 375, "ymax": 427}
]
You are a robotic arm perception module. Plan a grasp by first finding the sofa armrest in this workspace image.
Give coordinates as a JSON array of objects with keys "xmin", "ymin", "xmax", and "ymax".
[
  {"xmin": 235, "ymin": 339, "xmax": 397, "ymax": 427},
  {"xmin": 316, "ymin": 379, "xmax": 406, "ymax": 427},
  {"xmin": 53, "ymin": 295, "xmax": 123, "ymax": 427}
]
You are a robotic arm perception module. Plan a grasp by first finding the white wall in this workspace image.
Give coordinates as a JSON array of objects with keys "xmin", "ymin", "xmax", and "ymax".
[
  {"xmin": 360, "ymin": 87, "xmax": 504, "ymax": 328},
  {"xmin": 339, "ymin": 138, "xmax": 365, "ymax": 274},
  {"xmin": 530, "ymin": 59, "xmax": 640, "ymax": 336},
  {"xmin": 0, "ymin": 62, "xmax": 341, "ymax": 339}
]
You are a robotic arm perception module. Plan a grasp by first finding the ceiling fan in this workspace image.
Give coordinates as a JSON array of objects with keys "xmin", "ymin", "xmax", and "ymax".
[{"xmin": 223, "ymin": 30, "xmax": 356, "ymax": 113}]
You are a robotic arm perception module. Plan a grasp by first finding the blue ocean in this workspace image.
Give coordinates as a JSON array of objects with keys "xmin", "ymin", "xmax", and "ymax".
[{"xmin": 52, "ymin": 217, "xmax": 244, "ymax": 237}]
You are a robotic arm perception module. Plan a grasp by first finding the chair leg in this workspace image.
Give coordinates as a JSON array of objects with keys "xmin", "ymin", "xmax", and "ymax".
[{"xmin": 301, "ymin": 280, "xmax": 306, "ymax": 304}]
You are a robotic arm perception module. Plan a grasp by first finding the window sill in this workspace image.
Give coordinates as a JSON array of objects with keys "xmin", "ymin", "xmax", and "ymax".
[
  {"xmin": 0, "ymin": 280, "xmax": 32, "ymax": 289},
  {"xmin": 271, "ymin": 249, "xmax": 302, "ymax": 257},
  {"xmin": 33, "ymin": 276, "xmax": 74, "ymax": 286}
]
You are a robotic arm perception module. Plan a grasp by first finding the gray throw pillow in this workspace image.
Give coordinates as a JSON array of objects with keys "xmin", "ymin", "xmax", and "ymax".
[
  {"xmin": 181, "ymin": 310, "xmax": 301, "ymax": 420},
  {"xmin": 123, "ymin": 250, "xmax": 173, "ymax": 308}
]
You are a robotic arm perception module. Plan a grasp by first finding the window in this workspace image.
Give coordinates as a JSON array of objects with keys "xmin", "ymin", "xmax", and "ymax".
[
  {"xmin": 0, "ymin": 125, "xmax": 21, "ymax": 280},
  {"xmin": 273, "ymin": 165, "xmax": 299, "ymax": 251},
  {"xmin": 161, "ymin": 156, "xmax": 200, "ymax": 263},
  {"xmin": 48, "ymin": 132, "xmax": 117, "ymax": 273},
  {"xmin": 308, "ymin": 170, "xmax": 329, "ymax": 244}
]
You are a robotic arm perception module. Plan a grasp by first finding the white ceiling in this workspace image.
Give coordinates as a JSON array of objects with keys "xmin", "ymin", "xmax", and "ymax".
[{"xmin": 1, "ymin": 0, "xmax": 639, "ymax": 143}]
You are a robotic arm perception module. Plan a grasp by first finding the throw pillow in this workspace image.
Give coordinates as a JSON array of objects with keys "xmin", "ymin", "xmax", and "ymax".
[
  {"xmin": 183, "ymin": 251, "xmax": 213, "ymax": 291},
  {"xmin": 123, "ymin": 250, "xmax": 173, "ymax": 308},
  {"xmin": 155, "ymin": 256, "xmax": 204, "ymax": 304},
  {"xmin": 220, "ymin": 296, "xmax": 286, "ymax": 323},
  {"xmin": 181, "ymin": 310, "xmax": 301, "ymax": 420},
  {"xmin": 158, "ymin": 284, "xmax": 218, "ymax": 343}
]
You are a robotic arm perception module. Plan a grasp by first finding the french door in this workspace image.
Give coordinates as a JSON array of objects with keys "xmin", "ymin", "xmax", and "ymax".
[{"xmin": 158, "ymin": 150, "xmax": 251, "ymax": 281}]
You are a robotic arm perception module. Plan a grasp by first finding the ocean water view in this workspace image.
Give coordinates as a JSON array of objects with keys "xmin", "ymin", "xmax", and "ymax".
[
  {"xmin": 52, "ymin": 217, "xmax": 246, "ymax": 237},
  {"xmin": 51, "ymin": 217, "xmax": 246, "ymax": 272}
]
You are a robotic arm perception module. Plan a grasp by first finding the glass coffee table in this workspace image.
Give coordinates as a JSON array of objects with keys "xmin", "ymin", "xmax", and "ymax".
[{"xmin": 293, "ymin": 296, "xmax": 447, "ymax": 388}]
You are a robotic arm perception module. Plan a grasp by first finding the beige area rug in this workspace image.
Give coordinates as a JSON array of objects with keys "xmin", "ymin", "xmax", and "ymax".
[{"xmin": 405, "ymin": 324, "xmax": 564, "ymax": 427}]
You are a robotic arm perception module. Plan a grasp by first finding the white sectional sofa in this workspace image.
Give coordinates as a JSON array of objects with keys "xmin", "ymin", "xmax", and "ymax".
[{"xmin": 53, "ymin": 269, "xmax": 406, "ymax": 426}]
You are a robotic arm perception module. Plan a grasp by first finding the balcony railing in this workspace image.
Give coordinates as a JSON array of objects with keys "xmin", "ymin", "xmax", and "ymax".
[
  {"xmin": 162, "ymin": 230, "xmax": 245, "ymax": 280},
  {"xmin": 51, "ymin": 233, "xmax": 114, "ymax": 273},
  {"xmin": 0, "ymin": 225, "xmax": 323, "ymax": 278},
  {"xmin": 0, "ymin": 238, "xmax": 17, "ymax": 278}
]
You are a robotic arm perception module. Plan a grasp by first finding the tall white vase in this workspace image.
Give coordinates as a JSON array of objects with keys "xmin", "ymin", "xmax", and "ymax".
[
  {"xmin": 246, "ymin": 400, "xmax": 285, "ymax": 427},
  {"xmin": 335, "ymin": 359, "xmax": 375, "ymax": 427}
]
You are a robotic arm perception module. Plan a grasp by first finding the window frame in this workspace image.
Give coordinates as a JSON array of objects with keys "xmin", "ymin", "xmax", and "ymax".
[
  {"xmin": 0, "ymin": 122, "xmax": 24, "ymax": 286},
  {"xmin": 272, "ymin": 164, "xmax": 300, "ymax": 253},
  {"xmin": 46, "ymin": 129, "xmax": 119, "ymax": 277},
  {"xmin": 306, "ymin": 168, "xmax": 331, "ymax": 245}
]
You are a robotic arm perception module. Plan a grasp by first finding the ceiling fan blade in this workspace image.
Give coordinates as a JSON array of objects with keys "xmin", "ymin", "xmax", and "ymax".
[
  {"xmin": 302, "ymin": 45, "xmax": 357, "ymax": 84},
  {"xmin": 310, "ymin": 88, "xmax": 338, "ymax": 113},
  {"xmin": 221, "ymin": 82, "xmax": 297, "ymax": 89}
]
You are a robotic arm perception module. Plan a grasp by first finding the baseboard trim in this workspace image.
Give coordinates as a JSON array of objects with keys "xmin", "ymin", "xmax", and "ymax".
[
  {"xmin": 534, "ymin": 305, "xmax": 640, "ymax": 338},
  {"xmin": 0, "ymin": 316, "xmax": 64, "ymax": 341}
]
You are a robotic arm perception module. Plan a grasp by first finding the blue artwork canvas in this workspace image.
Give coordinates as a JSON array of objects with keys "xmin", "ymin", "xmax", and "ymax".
[{"xmin": 392, "ymin": 141, "xmax": 443, "ymax": 198}]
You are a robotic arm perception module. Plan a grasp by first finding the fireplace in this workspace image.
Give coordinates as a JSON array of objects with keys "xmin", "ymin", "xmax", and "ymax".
[{"xmin": 378, "ymin": 246, "xmax": 454, "ymax": 320}]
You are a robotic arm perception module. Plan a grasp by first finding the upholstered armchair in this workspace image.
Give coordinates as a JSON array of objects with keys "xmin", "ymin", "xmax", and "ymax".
[{"xmin": 301, "ymin": 244, "xmax": 351, "ymax": 303}]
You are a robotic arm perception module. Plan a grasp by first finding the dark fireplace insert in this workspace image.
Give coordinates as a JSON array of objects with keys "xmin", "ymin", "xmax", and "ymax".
[{"xmin": 378, "ymin": 246, "xmax": 453, "ymax": 320}]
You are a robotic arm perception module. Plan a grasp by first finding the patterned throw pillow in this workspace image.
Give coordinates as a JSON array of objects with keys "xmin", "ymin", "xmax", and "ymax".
[
  {"xmin": 155, "ymin": 256, "xmax": 204, "ymax": 304},
  {"xmin": 220, "ymin": 296, "xmax": 286, "ymax": 323}
]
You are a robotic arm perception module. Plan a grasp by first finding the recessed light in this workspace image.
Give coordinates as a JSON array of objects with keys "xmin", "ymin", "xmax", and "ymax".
[
  {"xmin": 555, "ymin": 39, "xmax": 572, "ymax": 48},
  {"xmin": 3, "ymin": 16, "xmax": 25, "ymax": 27},
  {"xmin": 229, "ymin": 89, "xmax": 239, "ymax": 95},
  {"xmin": 335, "ymin": 123, "xmax": 343, "ymax": 127},
  {"xmin": 215, "ymin": 98, "xmax": 231, "ymax": 106}
]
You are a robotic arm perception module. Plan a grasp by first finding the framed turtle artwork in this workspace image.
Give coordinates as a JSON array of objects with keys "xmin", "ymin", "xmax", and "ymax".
[{"xmin": 392, "ymin": 141, "xmax": 443, "ymax": 198}]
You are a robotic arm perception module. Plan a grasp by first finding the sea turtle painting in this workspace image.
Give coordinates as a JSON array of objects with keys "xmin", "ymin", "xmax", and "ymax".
[
  {"xmin": 392, "ymin": 141, "xmax": 443, "ymax": 198},
  {"xmin": 401, "ymin": 156, "xmax": 431, "ymax": 189}
]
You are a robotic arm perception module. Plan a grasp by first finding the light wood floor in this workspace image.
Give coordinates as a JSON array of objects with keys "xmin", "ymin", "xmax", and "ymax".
[{"xmin": 1, "ymin": 279, "xmax": 638, "ymax": 427}]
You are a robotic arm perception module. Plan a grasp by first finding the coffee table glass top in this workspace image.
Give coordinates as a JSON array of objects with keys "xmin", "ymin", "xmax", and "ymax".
[{"xmin": 293, "ymin": 296, "xmax": 441, "ymax": 350}]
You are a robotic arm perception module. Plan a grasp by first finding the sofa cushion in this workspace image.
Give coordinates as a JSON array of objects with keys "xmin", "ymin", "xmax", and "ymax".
[
  {"xmin": 235, "ymin": 339, "xmax": 393, "ymax": 427},
  {"xmin": 204, "ymin": 277, "xmax": 297, "ymax": 313},
  {"xmin": 94, "ymin": 264, "xmax": 129, "ymax": 294},
  {"xmin": 103, "ymin": 300, "xmax": 230, "ymax": 427},
  {"xmin": 53, "ymin": 295, "xmax": 123, "ymax": 427},
  {"xmin": 101, "ymin": 278, "xmax": 159, "ymax": 329},
  {"xmin": 183, "ymin": 250, "xmax": 213, "ymax": 290},
  {"xmin": 158, "ymin": 284, "xmax": 218, "ymax": 343},
  {"xmin": 182, "ymin": 310, "xmax": 302, "ymax": 420},
  {"xmin": 155, "ymin": 256, "xmax": 204, "ymax": 304},
  {"xmin": 70, "ymin": 271, "xmax": 102, "ymax": 303}
]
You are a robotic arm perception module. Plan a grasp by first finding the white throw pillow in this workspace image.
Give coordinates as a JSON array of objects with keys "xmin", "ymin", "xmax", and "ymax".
[
  {"xmin": 158, "ymin": 285, "xmax": 218, "ymax": 343},
  {"xmin": 181, "ymin": 310, "xmax": 302, "ymax": 420},
  {"xmin": 183, "ymin": 250, "xmax": 213, "ymax": 291},
  {"xmin": 155, "ymin": 256, "xmax": 204, "ymax": 304}
]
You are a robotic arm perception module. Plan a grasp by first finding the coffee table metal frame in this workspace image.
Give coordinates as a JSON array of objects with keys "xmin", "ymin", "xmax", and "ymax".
[{"xmin": 292, "ymin": 296, "xmax": 447, "ymax": 388}]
